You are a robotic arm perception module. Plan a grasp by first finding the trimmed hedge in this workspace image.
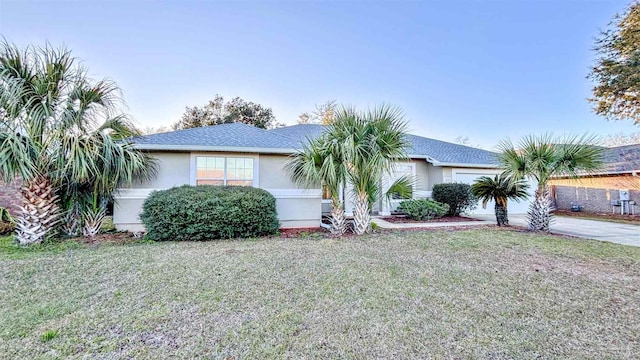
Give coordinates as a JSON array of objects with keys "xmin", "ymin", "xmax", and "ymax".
[
  {"xmin": 397, "ymin": 199, "xmax": 449, "ymax": 221},
  {"xmin": 140, "ymin": 185, "xmax": 279, "ymax": 241},
  {"xmin": 432, "ymin": 183, "xmax": 478, "ymax": 216}
]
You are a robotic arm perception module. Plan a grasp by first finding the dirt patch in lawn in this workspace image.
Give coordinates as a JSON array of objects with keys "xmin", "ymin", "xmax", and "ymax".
[
  {"xmin": 382, "ymin": 215, "xmax": 481, "ymax": 223},
  {"xmin": 278, "ymin": 227, "xmax": 329, "ymax": 238},
  {"xmin": 70, "ymin": 232, "xmax": 139, "ymax": 245}
]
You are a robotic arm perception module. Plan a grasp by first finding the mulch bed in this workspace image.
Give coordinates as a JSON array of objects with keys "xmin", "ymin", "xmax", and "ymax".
[
  {"xmin": 71, "ymin": 232, "xmax": 140, "ymax": 245},
  {"xmin": 278, "ymin": 227, "xmax": 329, "ymax": 238},
  {"xmin": 382, "ymin": 215, "xmax": 481, "ymax": 224},
  {"xmin": 554, "ymin": 210, "xmax": 640, "ymax": 223}
]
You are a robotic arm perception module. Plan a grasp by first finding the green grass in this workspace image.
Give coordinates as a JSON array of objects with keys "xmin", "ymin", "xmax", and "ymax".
[
  {"xmin": 1, "ymin": 229, "xmax": 639, "ymax": 359},
  {"xmin": 41, "ymin": 329, "xmax": 59, "ymax": 342}
]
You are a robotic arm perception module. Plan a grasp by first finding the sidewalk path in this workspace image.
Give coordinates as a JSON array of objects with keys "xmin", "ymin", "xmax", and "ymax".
[{"xmin": 472, "ymin": 214, "xmax": 640, "ymax": 247}]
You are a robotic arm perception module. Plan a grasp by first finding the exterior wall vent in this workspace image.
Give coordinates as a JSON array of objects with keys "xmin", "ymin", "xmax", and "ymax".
[{"xmin": 620, "ymin": 189, "xmax": 630, "ymax": 201}]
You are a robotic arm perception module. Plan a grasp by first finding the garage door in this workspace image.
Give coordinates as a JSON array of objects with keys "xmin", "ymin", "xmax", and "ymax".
[{"xmin": 452, "ymin": 170, "xmax": 534, "ymax": 215}]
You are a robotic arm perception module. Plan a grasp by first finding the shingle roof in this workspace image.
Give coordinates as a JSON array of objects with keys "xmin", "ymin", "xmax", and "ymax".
[
  {"xmin": 131, "ymin": 123, "xmax": 499, "ymax": 166},
  {"xmin": 131, "ymin": 123, "xmax": 298, "ymax": 151},
  {"xmin": 406, "ymin": 134, "xmax": 498, "ymax": 165},
  {"xmin": 268, "ymin": 124, "xmax": 328, "ymax": 145},
  {"xmin": 271, "ymin": 124, "xmax": 499, "ymax": 165},
  {"xmin": 602, "ymin": 144, "xmax": 640, "ymax": 173}
]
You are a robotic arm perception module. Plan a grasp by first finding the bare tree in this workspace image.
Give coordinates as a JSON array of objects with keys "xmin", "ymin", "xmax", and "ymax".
[{"xmin": 298, "ymin": 100, "xmax": 338, "ymax": 125}]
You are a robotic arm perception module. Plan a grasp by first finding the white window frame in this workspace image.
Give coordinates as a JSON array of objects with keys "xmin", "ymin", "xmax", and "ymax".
[
  {"xmin": 389, "ymin": 162, "xmax": 417, "ymax": 200},
  {"xmin": 376, "ymin": 162, "xmax": 418, "ymax": 216},
  {"xmin": 189, "ymin": 153, "xmax": 260, "ymax": 187}
]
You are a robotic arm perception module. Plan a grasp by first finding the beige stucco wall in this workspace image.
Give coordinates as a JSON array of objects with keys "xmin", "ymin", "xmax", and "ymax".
[
  {"xmin": 258, "ymin": 154, "xmax": 322, "ymax": 227},
  {"xmin": 113, "ymin": 151, "xmax": 321, "ymax": 231},
  {"xmin": 130, "ymin": 152, "xmax": 191, "ymax": 189},
  {"xmin": 425, "ymin": 164, "xmax": 444, "ymax": 190},
  {"xmin": 259, "ymin": 154, "xmax": 298, "ymax": 189},
  {"xmin": 413, "ymin": 160, "xmax": 429, "ymax": 192}
]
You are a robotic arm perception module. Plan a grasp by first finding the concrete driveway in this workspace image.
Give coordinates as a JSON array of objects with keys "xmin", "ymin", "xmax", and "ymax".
[{"xmin": 472, "ymin": 214, "xmax": 640, "ymax": 247}]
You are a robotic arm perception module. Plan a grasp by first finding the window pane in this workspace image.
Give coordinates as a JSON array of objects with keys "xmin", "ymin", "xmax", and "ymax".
[
  {"xmin": 196, "ymin": 156, "xmax": 224, "ymax": 179},
  {"xmin": 227, "ymin": 180, "xmax": 253, "ymax": 186},
  {"xmin": 227, "ymin": 158, "xmax": 253, "ymax": 180},
  {"xmin": 322, "ymin": 184, "xmax": 331, "ymax": 200},
  {"xmin": 197, "ymin": 180, "xmax": 224, "ymax": 185}
]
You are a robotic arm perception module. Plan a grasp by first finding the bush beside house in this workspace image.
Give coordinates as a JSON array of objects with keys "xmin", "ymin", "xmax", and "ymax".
[
  {"xmin": 140, "ymin": 185, "xmax": 279, "ymax": 241},
  {"xmin": 432, "ymin": 183, "xmax": 477, "ymax": 216},
  {"xmin": 397, "ymin": 199, "xmax": 449, "ymax": 221}
]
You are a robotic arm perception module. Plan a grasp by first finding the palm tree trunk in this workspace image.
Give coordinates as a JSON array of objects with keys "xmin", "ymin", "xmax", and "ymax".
[
  {"xmin": 62, "ymin": 202, "xmax": 81, "ymax": 237},
  {"xmin": 330, "ymin": 199, "xmax": 347, "ymax": 236},
  {"xmin": 527, "ymin": 186, "xmax": 554, "ymax": 232},
  {"xmin": 15, "ymin": 177, "xmax": 60, "ymax": 245},
  {"xmin": 353, "ymin": 191, "xmax": 370, "ymax": 235},
  {"xmin": 494, "ymin": 203, "xmax": 507, "ymax": 226},
  {"xmin": 504, "ymin": 204, "xmax": 509, "ymax": 225}
]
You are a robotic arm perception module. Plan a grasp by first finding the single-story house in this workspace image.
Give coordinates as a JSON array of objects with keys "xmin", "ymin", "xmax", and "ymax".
[
  {"xmin": 549, "ymin": 144, "xmax": 640, "ymax": 214},
  {"xmin": 114, "ymin": 123, "xmax": 531, "ymax": 231}
]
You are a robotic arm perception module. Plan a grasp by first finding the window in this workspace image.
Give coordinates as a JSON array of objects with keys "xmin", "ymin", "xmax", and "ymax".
[
  {"xmin": 322, "ymin": 184, "xmax": 332, "ymax": 200},
  {"xmin": 390, "ymin": 163, "xmax": 414, "ymax": 200},
  {"xmin": 195, "ymin": 156, "xmax": 254, "ymax": 186}
]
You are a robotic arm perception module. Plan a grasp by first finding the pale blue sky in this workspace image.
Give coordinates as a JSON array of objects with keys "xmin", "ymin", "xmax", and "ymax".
[{"xmin": 1, "ymin": 0, "xmax": 638, "ymax": 149}]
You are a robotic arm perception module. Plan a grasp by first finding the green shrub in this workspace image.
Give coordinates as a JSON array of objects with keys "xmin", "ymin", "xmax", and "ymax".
[
  {"xmin": 432, "ymin": 183, "xmax": 478, "ymax": 216},
  {"xmin": 0, "ymin": 222, "xmax": 14, "ymax": 235},
  {"xmin": 0, "ymin": 207, "xmax": 15, "ymax": 235},
  {"xmin": 397, "ymin": 199, "xmax": 449, "ymax": 220},
  {"xmin": 140, "ymin": 185, "xmax": 279, "ymax": 241}
]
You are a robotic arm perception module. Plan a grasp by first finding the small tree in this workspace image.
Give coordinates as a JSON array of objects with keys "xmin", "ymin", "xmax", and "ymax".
[
  {"xmin": 286, "ymin": 135, "xmax": 349, "ymax": 235},
  {"xmin": 298, "ymin": 100, "xmax": 338, "ymax": 125},
  {"xmin": 174, "ymin": 95, "xmax": 276, "ymax": 130},
  {"xmin": 432, "ymin": 183, "xmax": 478, "ymax": 217},
  {"xmin": 470, "ymin": 174, "xmax": 529, "ymax": 226},
  {"xmin": 498, "ymin": 134, "xmax": 603, "ymax": 232},
  {"xmin": 326, "ymin": 105, "xmax": 410, "ymax": 234},
  {"xmin": 589, "ymin": 1, "xmax": 640, "ymax": 124}
]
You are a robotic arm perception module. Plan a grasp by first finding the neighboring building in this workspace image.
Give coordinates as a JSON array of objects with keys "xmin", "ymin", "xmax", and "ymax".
[
  {"xmin": 0, "ymin": 179, "xmax": 21, "ymax": 215},
  {"xmin": 113, "ymin": 123, "xmax": 531, "ymax": 231},
  {"xmin": 550, "ymin": 144, "xmax": 640, "ymax": 214}
]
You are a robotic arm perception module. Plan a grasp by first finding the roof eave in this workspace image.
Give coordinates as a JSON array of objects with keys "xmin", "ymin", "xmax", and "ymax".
[
  {"xmin": 134, "ymin": 144, "xmax": 298, "ymax": 154},
  {"xmin": 552, "ymin": 169, "xmax": 640, "ymax": 179},
  {"xmin": 430, "ymin": 162, "xmax": 500, "ymax": 168}
]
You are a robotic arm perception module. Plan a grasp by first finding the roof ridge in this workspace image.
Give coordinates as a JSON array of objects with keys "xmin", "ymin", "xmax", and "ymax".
[
  {"xmin": 133, "ymin": 122, "xmax": 268, "ymax": 140},
  {"xmin": 407, "ymin": 134, "xmax": 499, "ymax": 155}
]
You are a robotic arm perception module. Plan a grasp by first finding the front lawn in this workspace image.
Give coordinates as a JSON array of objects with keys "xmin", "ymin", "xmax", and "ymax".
[{"xmin": 1, "ymin": 229, "xmax": 639, "ymax": 359}]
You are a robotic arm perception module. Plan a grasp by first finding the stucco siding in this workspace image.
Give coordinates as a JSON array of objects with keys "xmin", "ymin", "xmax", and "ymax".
[
  {"xmin": 259, "ymin": 154, "xmax": 297, "ymax": 189},
  {"xmin": 130, "ymin": 152, "xmax": 191, "ymax": 189},
  {"xmin": 413, "ymin": 160, "xmax": 429, "ymax": 192},
  {"xmin": 114, "ymin": 151, "xmax": 321, "ymax": 231},
  {"xmin": 426, "ymin": 165, "xmax": 444, "ymax": 190},
  {"xmin": 275, "ymin": 198, "xmax": 322, "ymax": 227},
  {"xmin": 113, "ymin": 198, "xmax": 146, "ymax": 232}
]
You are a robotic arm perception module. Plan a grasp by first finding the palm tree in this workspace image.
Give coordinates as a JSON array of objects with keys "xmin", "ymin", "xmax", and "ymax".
[
  {"xmin": 498, "ymin": 134, "xmax": 602, "ymax": 232},
  {"xmin": 0, "ymin": 41, "xmax": 154, "ymax": 244},
  {"xmin": 326, "ymin": 105, "xmax": 410, "ymax": 235},
  {"xmin": 59, "ymin": 119, "xmax": 154, "ymax": 238},
  {"xmin": 286, "ymin": 135, "xmax": 349, "ymax": 235},
  {"xmin": 470, "ymin": 174, "xmax": 530, "ymax": 226}
]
